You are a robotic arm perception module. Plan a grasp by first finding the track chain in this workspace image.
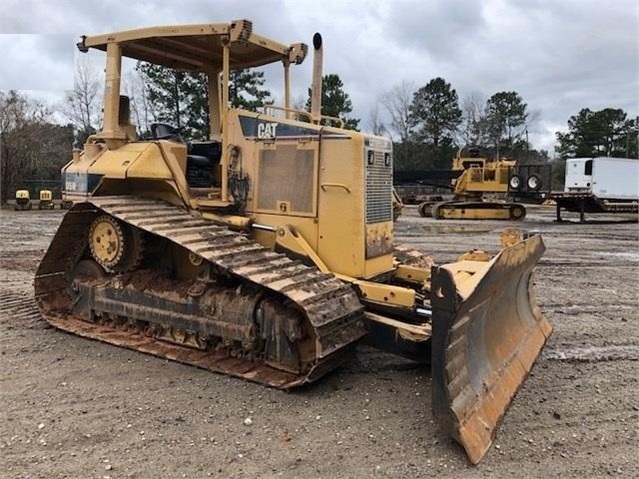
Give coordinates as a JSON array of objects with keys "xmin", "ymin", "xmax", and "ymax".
[{"xmin": 35, "ymin": 196, "xmax": 366, "ymax": 388}]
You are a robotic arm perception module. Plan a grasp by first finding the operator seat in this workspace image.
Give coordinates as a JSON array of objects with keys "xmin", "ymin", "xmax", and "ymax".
[{"xmin": 150, "ymin": 123, "xmax": 222, "ymax": 188}]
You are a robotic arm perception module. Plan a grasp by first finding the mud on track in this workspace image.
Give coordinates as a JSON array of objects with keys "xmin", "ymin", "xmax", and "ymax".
[{"xmin": 1, "ymin": 205, "xmax": 637, "ymax": 478}]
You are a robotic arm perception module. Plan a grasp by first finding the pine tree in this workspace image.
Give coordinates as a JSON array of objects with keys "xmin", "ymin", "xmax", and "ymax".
[
  {"xmin": 485, "ymin": 91, "xmax": 528, "ymax": 155},
  {"xmin": 407, "ymin": 77, "xmax": 461, "ymax": 169},
  {"xmin": 556, "ymin": 108, "xmax": 638, "ymax": 159},
  {"xmin": 408, "ymin": 77, "xmax": 462, "ymax": 148},
  {"xmin": 229, "ymin": 69, "xmax": 272, "ymax": 111},
  {"xmin": 305, "ymin": 74, "xmax": 360, "ymax": 130},
  {"xmin": 136, "ymin": 63, "xmax": 272, "ymax": 140}
]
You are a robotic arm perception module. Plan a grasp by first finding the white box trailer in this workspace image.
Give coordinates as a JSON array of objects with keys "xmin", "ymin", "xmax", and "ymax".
[
  {"xmin": 565, "ymin": 157, "xmax": 639, "ymax": 200},
  {"xmin": 550, "ymin": 157, "xmax": 639, "ymax": 222}
]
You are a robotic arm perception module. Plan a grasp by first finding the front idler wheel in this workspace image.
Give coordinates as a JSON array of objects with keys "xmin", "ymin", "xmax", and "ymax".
[
  {"xmin": 418, "ymin": 202, "xmax": 433, "ymax": 217},
  {"xmin": 509, "ymin": 204, "xmax": 526, "ymax": 220},
  {"xmin": 88, "ymin": 214, "xmax": 144, "ymax": 273}
]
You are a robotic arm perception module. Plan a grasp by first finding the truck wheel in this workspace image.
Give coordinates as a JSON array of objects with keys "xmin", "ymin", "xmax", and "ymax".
[
  {"xmin": 527, "ymin": 174, "xmax": 542, "ymax": 191},
  {"xmin": 509, "ymin": 175, "xmax": 522, "ymax": 191}
]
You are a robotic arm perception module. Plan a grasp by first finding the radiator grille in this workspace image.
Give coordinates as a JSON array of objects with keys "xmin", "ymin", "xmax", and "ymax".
[
  {"xmin": 365, "ymin": 149, "xmax": 392, "ymax": 224},
  {"xmin": 257, "ymin": 145, "xmax": 314, "ymax": 213}
]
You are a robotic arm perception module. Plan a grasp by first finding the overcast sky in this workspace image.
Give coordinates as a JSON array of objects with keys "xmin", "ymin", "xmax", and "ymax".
[{"xmin": 1, "ymin": 0, "xmax": 637, "ymax": 154}]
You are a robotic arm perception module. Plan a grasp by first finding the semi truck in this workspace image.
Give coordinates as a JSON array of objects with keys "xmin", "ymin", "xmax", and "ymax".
[{"xmin": 549, "ymin": 157, "xmax": 638, "ymax": 222}]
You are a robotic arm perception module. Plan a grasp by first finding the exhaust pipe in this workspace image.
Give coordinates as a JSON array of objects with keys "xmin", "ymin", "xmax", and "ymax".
[{"xmin": 310, "ymin": 33, "xmax": 323, "ymax": 124}]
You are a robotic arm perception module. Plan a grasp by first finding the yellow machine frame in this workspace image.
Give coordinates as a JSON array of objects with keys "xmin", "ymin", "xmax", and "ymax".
[
  {"xmin": 451, "ymin": 156, "xmax": 514, "ymax": 194},
  {"xmin": 46, "ymin": 20, "xmax": 551, "ymax": 464},
  {"xmin": 420, "ymin": 151, "xmax": 526, "ymax": 220},
  {"xmin": 66, "ymin": 20, "xmax": 398, "ymax": 283}
]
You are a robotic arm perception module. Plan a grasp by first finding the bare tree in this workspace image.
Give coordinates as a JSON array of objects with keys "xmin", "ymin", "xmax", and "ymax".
[
  {"xmin": 123, "ymin": 69, "xmax": 156, "ymax": 136},
  {"xmin": 62, "ymin": 56, "xmax": 102, "ymax": 145},
  {"xmin": 458, "ymin": 91, "xmax": 541, "ymax": 160},
  {"xmin": 1, "ymin": 91, "xmax": 31, "ymax": 202},
  {"xmin": 380, "ymin": 80, "xmax": 415, "ymax": 142},
  {"xmin": 368, "ymin": 103, "xmax": 388, "ymax": 137},
  {"xmin": 458, "ymin": 91, "xmax": 489, "ymax": 148},
  {"xmin": 289, "ymin": 95, "xmax": 311, "ymax": 122}
]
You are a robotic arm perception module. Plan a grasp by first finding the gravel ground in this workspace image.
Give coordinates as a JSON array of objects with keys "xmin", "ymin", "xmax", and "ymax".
[{"xmin": 1, "ymin": 204, "xmax": 637, "ymax": 479}]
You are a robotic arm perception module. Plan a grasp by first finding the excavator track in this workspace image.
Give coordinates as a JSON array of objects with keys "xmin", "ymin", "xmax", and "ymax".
[
  {"xmin": 432, "ymin": 200, "xmax": 526, "ymax": 221},
  {"xmin": 35, "ymin": 196, "xmax": 366, "ymax": 389}
]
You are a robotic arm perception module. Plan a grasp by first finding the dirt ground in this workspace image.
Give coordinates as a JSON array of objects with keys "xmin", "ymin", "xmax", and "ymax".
[{"xmin": 1, "ymin": 205, "xmax": 637, "ymax": 479}]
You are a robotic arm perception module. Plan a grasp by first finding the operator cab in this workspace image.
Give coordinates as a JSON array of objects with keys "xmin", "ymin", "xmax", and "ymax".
[{"xmin": 74, "ymin": 19, "xmax": 308, "ymax": 206}]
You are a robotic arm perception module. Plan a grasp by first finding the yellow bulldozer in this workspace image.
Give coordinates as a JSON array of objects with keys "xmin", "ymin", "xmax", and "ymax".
[
  {"xmin": 34, "ymin": 20, "xmax": 551, "ymax": 464},
  {"xmin": 418, "ymin": 147, "xmax": 535, "ymax": 220}
]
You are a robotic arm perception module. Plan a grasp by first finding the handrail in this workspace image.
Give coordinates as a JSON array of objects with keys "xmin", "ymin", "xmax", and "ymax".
[
  {"xmin": 320, "ymin": 183, "xmax": 351, "ymax": 193},
  {"xmin": 319, "ymin": 114, "xmax": 345, "ymax": 129},
  {"xmin": 262, "ymin": 104, "xmax": 312, "ymax": 121},
  {"xmin": 262, "ymin": 104, "xmax": 345, "ymax": 129}
]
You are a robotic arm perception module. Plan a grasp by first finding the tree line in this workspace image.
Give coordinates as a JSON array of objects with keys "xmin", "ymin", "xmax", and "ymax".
[
  {"xmin": 2, "ymin": 58, "xmax": 637, "ymax": 203},
  {"xmin": 106, "ymin": 61, "xmax": 639, "ymax": 174},
  {"xmin": 377, "ymin": 79, "xmax": 546, "ymax": 171},
  {"xmin": 556, "ymin": 108, "xmax": 638, "ymax": 158},
  {"xmin": 0, "ymin": 91, "xmax": 73, "ymax": 204},
  {"xmin": 379, "ymin": 79, "xmax": 637, "ymax": 170},
  {"xmin": 134, "ymin": 64, "xmax": 362, "ymax": 137}
]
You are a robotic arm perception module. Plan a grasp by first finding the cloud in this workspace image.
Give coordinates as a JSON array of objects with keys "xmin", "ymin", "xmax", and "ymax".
[
  {"xmin": 0, "ymin": 34, "xmax": 74, "ymax": 90},
  {"xmin": 0, "ymin": 0, "xmax": 637, "ymax": 153}
]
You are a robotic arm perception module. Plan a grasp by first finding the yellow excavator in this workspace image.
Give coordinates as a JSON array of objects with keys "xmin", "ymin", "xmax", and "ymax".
[
  {"xmin": 34, "ymin": 20, "xmax": 551, "ymax": 464},
  {"xmin": 418, "ymin": 147, "xmax": 531, "ymax": 220}
]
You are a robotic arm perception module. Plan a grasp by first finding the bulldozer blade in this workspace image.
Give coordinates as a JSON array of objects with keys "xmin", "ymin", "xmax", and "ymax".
[{"xmin": 430, "ymin": 234, "xmax": 551, "ymax": 464}]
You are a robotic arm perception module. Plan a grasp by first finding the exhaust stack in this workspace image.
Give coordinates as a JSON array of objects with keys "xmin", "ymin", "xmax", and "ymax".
[{"xmin": 310, "ymin": 33, "xmax": 323, "ymax": 124}]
